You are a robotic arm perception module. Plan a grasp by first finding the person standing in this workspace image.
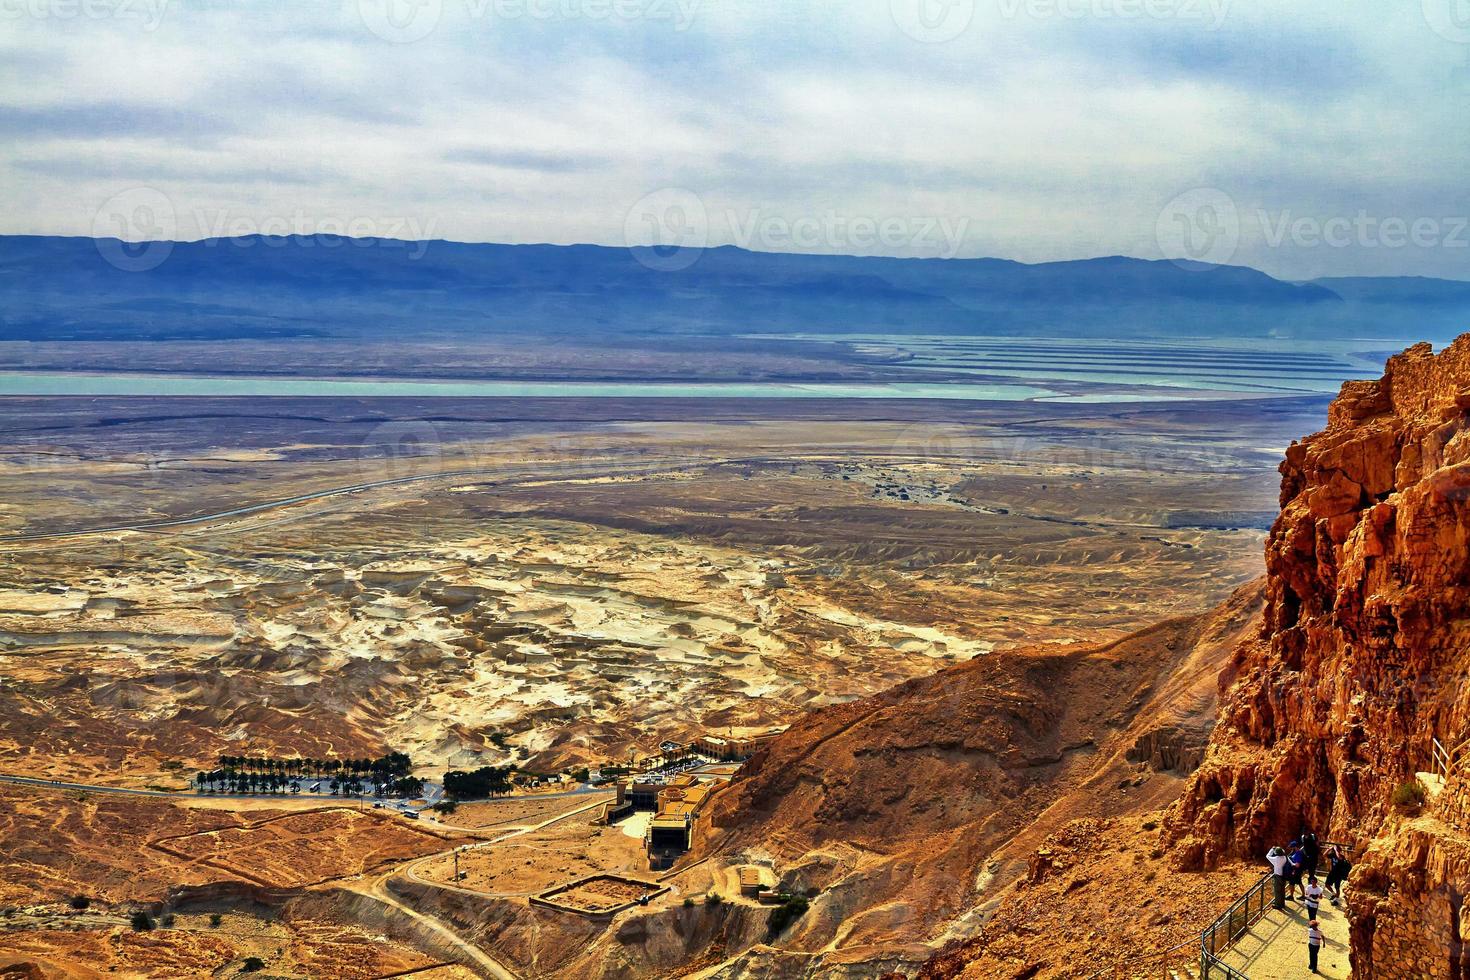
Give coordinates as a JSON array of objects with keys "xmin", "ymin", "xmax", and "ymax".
[
  {"xmin": 1308, "ymin": 918, "xmax": 1325, "ymax": 973},
  {"xmin": 1325, "ymin": 845, "xmax": 1352, "ymax": 904},
  {"xmin": 1267, "ymin": 846, "xmax": 1289, "ymax": 910},
  {"xmin": 1305, "ymin": 874, "xmax": 1324, "ymax": 922},
  {"xmin": 1287, "ymin": 841, "xmax": 1306, "ymax": 900},
  {"xmin": 1301, "ymin": 831, "xmax": 1321, "ymax": 877}
]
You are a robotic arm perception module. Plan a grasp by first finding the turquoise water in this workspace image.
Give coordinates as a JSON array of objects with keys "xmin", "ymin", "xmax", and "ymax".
[
  {"xmin": 755, "ymin": 333, "xmax": 1397, "ymax": 396},
  {"xmin": 0, "ymin": 372, "xmax": 1061, "ymax": 401}
]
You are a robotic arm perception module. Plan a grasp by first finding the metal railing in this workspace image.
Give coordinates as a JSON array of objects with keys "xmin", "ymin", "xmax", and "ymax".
[
  {"xmin": 1198, "ymin": 871, "xmax": 1273, "ymax": 980},
  {"xmin": 1433, "ymin": 736, "xmax": 1453, "ymax": 780},
  {"xmin": 1201, "ymin": 954, "xmax": 1250, "ymax": 980}
]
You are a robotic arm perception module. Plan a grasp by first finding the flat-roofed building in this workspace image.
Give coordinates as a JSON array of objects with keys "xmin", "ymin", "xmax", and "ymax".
[
  {"xmin": 616, "ymin": 778, "xmax": 664, "ymax": 812},
  {"xmin": 643, "ymin": 777, "xmax": 722, "ymax": 867},
  {"xmin": 692, "ymin": 727, "xmax": 788, "ymax": 760}
]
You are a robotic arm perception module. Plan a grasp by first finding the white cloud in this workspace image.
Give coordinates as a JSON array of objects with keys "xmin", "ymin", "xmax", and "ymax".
[{"xmin": 1, "ymin": 0, "xmax": 1466, "ymax": 278}]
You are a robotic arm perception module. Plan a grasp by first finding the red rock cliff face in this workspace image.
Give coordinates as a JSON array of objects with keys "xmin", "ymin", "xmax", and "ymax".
[{"xmin": 1172, "ymin": 335, "xmax": 1470, "ymax": 978}]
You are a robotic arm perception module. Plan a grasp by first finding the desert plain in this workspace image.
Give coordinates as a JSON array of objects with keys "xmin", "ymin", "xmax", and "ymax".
[{"xmin": 0, "ymin": 392, "xmax": 1324, "ymax": 977}]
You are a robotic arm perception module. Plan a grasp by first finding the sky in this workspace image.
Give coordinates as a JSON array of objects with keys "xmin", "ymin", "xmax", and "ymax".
[{"xmin": 2, "ymin": 0, "xmax": 1468, "ymax": 280}]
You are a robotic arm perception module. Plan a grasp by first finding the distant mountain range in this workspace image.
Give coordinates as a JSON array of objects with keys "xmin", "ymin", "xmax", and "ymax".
[{"xmin": 2, "ymin": 234, "xmax": 1467, "ymax": 343}]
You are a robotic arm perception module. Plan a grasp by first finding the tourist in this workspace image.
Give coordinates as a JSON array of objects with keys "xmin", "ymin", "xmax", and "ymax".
[
  {"xmin": 1325, "ymin": 845, "xmax": 1352, "ymax": 904},
  {"xmin": 1308, "ymin": 918, "xmax": 1325, "ymax": 973},
  {"xmin": 1287, "ymin": 841, "xmax": 1306, "ymax": 899},
  {"xmin": 1304, "ymin": 874, "xmax": 1324, "ymax": 921},
  {"xmin": 1267, "ymin": 845, "xmax": 1289, "ymax": 910},
  {"xmin": 1301, "ymin": 831, "xmax": 1321, "ymax": 876}
]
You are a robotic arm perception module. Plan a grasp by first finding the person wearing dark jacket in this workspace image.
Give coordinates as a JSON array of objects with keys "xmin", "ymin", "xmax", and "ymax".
[
  {"xmin": 1324, "ymin": 845, "xmax": 1351, "ymax": 903},
  {"xmin": 1301, "ymin": 831, "xmax": 1320, "ymax": 877}
]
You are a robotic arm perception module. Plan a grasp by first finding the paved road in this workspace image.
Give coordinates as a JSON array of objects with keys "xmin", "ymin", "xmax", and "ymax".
[
  {"xmin": 0, "ymin": 774, "xmax": 182, "ymax": 797},
  {"xmin": 0, "ymin": 454, "xmax": 749, "ymax": 544},
  {"xmin": 0, "ymin": 466, "xmax": 522, "ymax": 543}
]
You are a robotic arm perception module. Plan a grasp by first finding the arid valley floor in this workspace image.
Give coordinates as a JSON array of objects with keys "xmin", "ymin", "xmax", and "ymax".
[{"xmin": 0, "ymin": 393, "xmax": 1327, "ymax": 977}]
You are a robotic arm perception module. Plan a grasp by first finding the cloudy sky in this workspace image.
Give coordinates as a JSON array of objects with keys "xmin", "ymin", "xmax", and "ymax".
[{"xmin": 2, "ymin": 0, "xmax": 1468, "ymax": 279}]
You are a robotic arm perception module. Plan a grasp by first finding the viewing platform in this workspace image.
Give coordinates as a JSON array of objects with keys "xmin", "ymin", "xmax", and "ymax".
[
  {"xmin": 1191, "ymin": 870, "xmax": 1353, "ymax": 980},
  {"xmin": 1208, "ymin": 898, "xmax": 1351, "ymax": 979}
]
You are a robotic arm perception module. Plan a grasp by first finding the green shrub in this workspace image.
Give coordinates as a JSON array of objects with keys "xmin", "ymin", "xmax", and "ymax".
[
  {"xmin": 130, "ymin": 911, "xmax": 155, "ymax": 932},
  {"xmin": 704, "ymin": 892, "xmax": 723, "ymax": 907},
  {"xmin": 161, "ymin": 913, "xmax": 175, "ymax": 927},
  {"xmin": 683, "ymin": 897, "xmax": 695, "ymax": 908},
  {"xmin": 766, "ymin": 894, "xmax": 810, "ymax": 936},
  {"xmin": 1393, "ymin": 779, "xmax": 1427, "ymax": 808},
  {"xmin": 242, "ymin": 957, "xmax": 265, "ymax": 972},
  {"xmin": 69, "ymin": 895, "xmax": 90, "ymax": 911},
  {"xmin": 210, "ymin": 913, "xmax": 223, "ymax": 928}
]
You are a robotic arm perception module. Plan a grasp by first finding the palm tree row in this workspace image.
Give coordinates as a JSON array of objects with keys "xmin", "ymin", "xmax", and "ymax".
[
  {"xmin": 214, "ymin": 752, "xmax": 413, "ymax": 780},
  {"xmin": 196, "ymin": 757, "xmax": 424, "ymax": 799}
]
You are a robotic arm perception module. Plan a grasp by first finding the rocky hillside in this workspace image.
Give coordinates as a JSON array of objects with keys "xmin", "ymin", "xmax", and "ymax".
[
  {"xmin": 688, "ymin": 579, "xmax": 1263, "ymax": 971},
  {"xmin": 678, "ymin": 334, "xmax": 1470, "ymax": 979},
  {"xmin": 1171, "ymin": 335, "xmax": 1470, "ymax": 978}
]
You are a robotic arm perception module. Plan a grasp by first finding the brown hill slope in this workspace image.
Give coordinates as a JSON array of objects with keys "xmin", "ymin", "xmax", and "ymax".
[
  {"xmin": 1170, "ymin": 335, "xmax": 1470, "ymax": 978},
  {"xmin": 690, "ymin": 578, "xmax": 1263, "ymax": 969}
]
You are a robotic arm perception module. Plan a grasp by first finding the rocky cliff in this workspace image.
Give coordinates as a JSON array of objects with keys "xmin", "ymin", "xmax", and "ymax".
[{"xmin": 1172, "ymin": 335, "xmax": 1470, "ymax": 978}]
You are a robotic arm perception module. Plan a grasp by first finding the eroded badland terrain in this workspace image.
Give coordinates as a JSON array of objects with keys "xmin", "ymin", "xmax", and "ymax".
[
  {"xmin": 5, "ymin": 371, "xmax": 1462, "ymax": 979},
  {"xmin": 0, "ymin": 398, "xmax": 1301, "ymax": 787}
]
